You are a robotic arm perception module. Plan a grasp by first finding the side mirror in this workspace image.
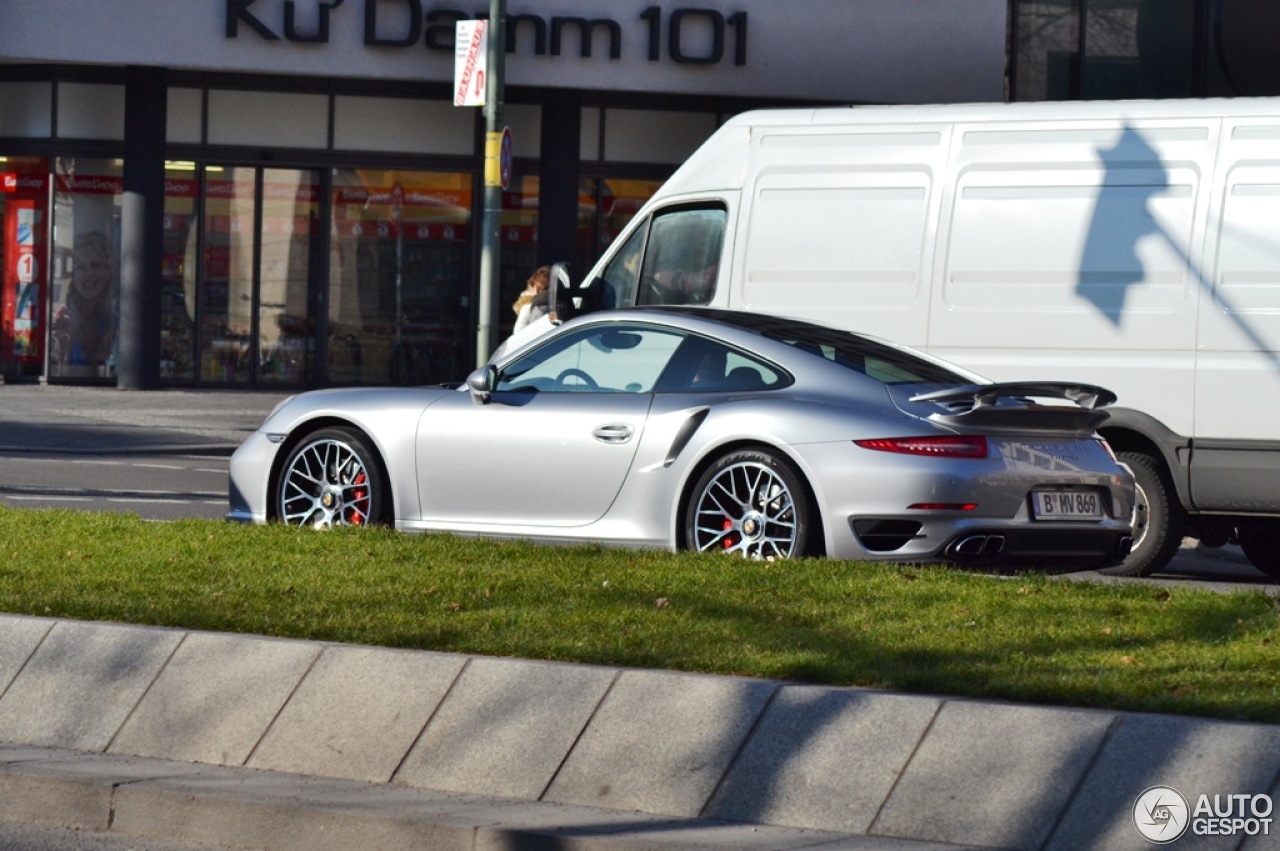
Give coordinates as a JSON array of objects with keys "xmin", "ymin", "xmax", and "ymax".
[
  {"xmin": 547, "ymin": 261, "xmax": 573, "ymax": 325},
  {"xmin": 466, "ymin": 365, "xmax": 497, "ymax": 404}
]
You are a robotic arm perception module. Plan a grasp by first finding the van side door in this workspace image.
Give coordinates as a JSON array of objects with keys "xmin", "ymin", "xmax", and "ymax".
[{"xmin": 1191, "ymin": 117, "xmax": 1280, "ymax": 511}]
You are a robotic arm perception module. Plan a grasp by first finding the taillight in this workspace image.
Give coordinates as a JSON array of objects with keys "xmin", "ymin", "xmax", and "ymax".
[{"xmin": 855, "ymin": 435, "xmax": 989, "ymax": 458}]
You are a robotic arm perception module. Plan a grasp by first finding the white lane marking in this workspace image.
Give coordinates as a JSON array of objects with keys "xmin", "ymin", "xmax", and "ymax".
[{"xmin": 3, "ymin": 495, "xmax": 91, "ymax": 502}]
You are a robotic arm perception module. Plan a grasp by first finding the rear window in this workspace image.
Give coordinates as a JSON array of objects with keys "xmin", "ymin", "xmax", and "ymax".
[
  {"xmin": 757, "ymin": 321, "xmax": 965, "ymax": 385},
  {"xmin": 644, "ymin": 307, "xmax": 971, "ymax": 387}
]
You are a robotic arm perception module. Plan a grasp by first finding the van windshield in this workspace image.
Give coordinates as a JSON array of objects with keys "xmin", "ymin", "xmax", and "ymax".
[{"xmin": 595, "ymin": 205, "xmax": 727, "ymax": 309}]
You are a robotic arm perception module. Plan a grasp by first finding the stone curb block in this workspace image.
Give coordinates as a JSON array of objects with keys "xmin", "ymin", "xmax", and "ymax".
[{"xmin": 4, "ymin": 613, "xmax": 1280, "ymax": 850}]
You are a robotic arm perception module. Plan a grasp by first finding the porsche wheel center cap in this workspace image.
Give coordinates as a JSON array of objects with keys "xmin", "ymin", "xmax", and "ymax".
[
  {"xmin": 321, "ymin": 490, "xmax": 337, "ymax": 509},
  {"xmin": 741, "ymin": 514, "xmax": 762, "ymax": 539}
]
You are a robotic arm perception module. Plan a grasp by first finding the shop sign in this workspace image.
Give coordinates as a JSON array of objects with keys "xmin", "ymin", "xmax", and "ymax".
[
  {"xmin": 226, "ymin": 1, "xmax": 750, "ymax": 67},
  {"xmin": 453, "ymin": 19, "xmax": 487, "ymax": 106},
  {"xmin": 2, "ymin": 200, "xmax": 45, "ymax": 362},
  {"xmin": 1, "ymin": 174, "xmax": 17, "ymax": 193},
  {"xmin": 55, "ymin": 175, "xmax": 124, "ymax": 195}
]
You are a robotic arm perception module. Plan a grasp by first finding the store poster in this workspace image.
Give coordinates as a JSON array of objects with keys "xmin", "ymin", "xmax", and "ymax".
[{"xmin": 2, "ymin": 198, "xmax": 45, "ymax": 362}]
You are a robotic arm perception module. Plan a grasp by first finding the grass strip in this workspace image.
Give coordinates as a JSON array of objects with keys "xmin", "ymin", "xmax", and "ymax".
[{"xmin": 1, "ymin": 506, "xmax": 1276, "ymax": 723}]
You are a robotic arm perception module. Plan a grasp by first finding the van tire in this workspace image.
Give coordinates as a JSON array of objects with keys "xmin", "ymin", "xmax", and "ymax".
[
  {"xmin": 1237, "ymin": 527, "xmax": 1280, "ymax": 579},
  {"xmin": 1101, "ymin": 451, "xmax": 1185, "ymax": 577}
]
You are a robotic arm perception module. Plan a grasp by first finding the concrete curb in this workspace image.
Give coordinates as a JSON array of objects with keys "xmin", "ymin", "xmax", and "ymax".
[{"xmin": 3, "ymin": 613, "xmax": 1280, "ymax": 850}]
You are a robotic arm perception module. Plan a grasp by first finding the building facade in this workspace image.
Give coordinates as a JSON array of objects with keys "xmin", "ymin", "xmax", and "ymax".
[{"xmin": 3, "ymin": 0, "xmax": 1270, "ymax": 389}]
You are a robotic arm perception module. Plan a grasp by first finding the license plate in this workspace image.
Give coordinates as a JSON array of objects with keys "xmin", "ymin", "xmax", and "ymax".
[{"xmin": 1031, "ymin": 490, "xmax": 1104, "ymax": 520}]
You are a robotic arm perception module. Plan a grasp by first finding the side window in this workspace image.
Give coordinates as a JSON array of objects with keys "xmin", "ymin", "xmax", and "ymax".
[
  {"xmin": 636, "ymin": 206, "xmax": 726, "ymax": 307},
  {"xmin": 497, "ymin": 325, "xmax": 685, "ymax": 394},
  {"xmin": 657, "ymin": 336, "xmax": 786, "ymax": 393}
]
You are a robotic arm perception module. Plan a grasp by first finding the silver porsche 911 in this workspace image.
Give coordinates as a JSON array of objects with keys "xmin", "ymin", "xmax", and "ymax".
[{"xmin": 228, "ymin": 308, "xmax": 1135, "ymax": 570}]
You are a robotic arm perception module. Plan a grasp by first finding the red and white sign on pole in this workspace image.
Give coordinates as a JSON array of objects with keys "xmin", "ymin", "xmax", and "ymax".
[{"xmin": 454, "ymin": 20, "xmax": 488, "ymax": 107}]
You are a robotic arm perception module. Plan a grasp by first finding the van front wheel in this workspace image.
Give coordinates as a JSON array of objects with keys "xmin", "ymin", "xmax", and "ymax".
[{"xmin": 1100, "ymin": 450, "xmax": 1185, "ymax": 577}]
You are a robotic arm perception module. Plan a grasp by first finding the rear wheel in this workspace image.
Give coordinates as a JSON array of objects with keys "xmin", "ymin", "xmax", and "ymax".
[
  {"xmin": 1237, "ymin": 526, "xmax": 1280, "ymax": 579},
  {"xmin": 1100, "ymin": 450, "xmax": 1184, "ymax": 577},
  {"xmin": 276, "ymin": 427, "xmax": 389, "ymax": 529},
  {"xmin": 685, "ymin": 448, "xmax": 816, "ymax": 559}
]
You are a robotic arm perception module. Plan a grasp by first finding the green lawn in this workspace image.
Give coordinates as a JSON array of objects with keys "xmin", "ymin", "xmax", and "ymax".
[{"xmin": 2, "ymin": 506, "xmax": 1276, "ymax": 723}]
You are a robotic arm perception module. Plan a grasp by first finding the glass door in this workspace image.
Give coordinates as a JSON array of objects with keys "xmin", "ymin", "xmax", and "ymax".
[
  {"xmin": 198, "ymin": 166, "xmax": 319, "ymax": 387},
  {"xmin": 257, "ymin": 168, "xmax": 318, "ymax": 386},
  {"xmin": 199, "ymin": 166, "xmax": 255, "ymax": 384}
]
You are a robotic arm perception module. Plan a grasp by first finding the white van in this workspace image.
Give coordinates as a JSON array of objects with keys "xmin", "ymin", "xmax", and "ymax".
[{"xmin": 545, "ymin": 97, "xmax": 1280, "ymax": 579}]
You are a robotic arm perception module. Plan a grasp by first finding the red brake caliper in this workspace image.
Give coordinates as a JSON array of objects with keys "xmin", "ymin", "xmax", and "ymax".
[
  {"xmin": 351, "ymin": 472, "xmax": 368, "ymax": 525},
  {"xmin": 722, "ymin": 517, "xmax": 735, "ymax": 549}
]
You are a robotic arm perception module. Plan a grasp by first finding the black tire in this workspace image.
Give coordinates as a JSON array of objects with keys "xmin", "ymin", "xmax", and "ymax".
[
  {"xmin": 1237, "ymin": 527, "xmax": 1280, "ymax": 580},
  {"xmin": 684, "ymin": 448, "xmax": 817, "ymax": 559},
  {"xmin": 276, "ymin": 427, "xmax": 390, "ymax": 528},
  {"xmin": 1100, "ymin": 450, "xmax": 1185, "ymax": 577}
]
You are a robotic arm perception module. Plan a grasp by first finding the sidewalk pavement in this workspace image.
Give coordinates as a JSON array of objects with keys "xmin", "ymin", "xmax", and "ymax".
[{"xmin": 0, "ymin": 383, "xmax": 287, "ymax": 455}]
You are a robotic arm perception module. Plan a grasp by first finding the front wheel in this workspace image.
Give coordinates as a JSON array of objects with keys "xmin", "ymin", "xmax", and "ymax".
[
  {"xmin": 276, "ymin": 427, "xmax": 389, "ymax": 529},
  {"xmin": 685, "ymin": 448, "xmax": 816, "ymax": 559},
  {"xmin": 1100, "ymin": 450, "xmax": 1185, "ymax": 577}
]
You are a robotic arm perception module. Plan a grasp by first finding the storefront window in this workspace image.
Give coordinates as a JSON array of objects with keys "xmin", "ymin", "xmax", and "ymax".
[
  {"xmin": 1012, "ymin": 0, "xmax": 1249, "ymax": 101},
  {"xmin": 257, "ymin": 168, "xmax": 318, "ymax": 386},
  {"xmin": 501, "ymin": 176, "xmax": 541, "ymax": 339},
  {"xmin": 0, "ymin": 156, "xmax": 51, "ymax": 382},
  {"xmin": 161, "ymin": 162, "xmax": 200, "ymax": 382},
  {"xmin": 571, "ymin": 178, "xmax": 663, "ymax": 274},
  {"xmin": 199, "ymin": 167, "xmax": 255, "ymax": 384},
  {"xmin": 595, "ymin": 178, "xmax": 663, "ymax": 257},
  {"xmin": 49, "ymin": 158, "xmax": 122, "ymax": 381},
  {"xmin": 329, "ymin": 169, "xmax": 471, "ymax": 385}
]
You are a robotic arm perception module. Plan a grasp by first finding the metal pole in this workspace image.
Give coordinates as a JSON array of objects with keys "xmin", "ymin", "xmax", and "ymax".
[{"xmin": 475, "ymin": 0, "xmax": 505, "ymax": 365}]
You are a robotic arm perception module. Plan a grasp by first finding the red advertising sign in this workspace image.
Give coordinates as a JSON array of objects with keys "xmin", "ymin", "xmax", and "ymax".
[
  {"xmin": 0, "ymin": 174, "xmax": 17, "ymax": 193},
  {"xmin": 2, "ymin": 199, "xmax": 45, "ymax": 362}
]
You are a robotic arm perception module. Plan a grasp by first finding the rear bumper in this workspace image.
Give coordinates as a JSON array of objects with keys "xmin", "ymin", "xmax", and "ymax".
[{"xmin": 938, "ymin": 527, "xmax": 1133, "ymax": 572}]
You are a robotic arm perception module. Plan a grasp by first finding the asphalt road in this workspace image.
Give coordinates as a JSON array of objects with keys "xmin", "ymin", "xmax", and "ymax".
[{"xmin": 0, "ymin": 452, "xmax": 227, "ymax": 522}]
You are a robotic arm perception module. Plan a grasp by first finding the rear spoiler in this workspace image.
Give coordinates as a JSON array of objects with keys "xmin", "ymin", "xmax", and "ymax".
[{"xmin": 909, "ymin": 382, "xmax": 1116, "ymax": 433}]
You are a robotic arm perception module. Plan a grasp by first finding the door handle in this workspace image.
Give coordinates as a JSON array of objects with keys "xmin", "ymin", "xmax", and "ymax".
[{"xmin": 592, "ymin": 424, "xmax": 634, "ymax": 444}]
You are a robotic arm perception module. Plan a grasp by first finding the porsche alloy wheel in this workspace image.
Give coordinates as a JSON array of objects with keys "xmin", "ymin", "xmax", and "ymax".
[
  {"xmin": 277, "ymin": 428, "xmax": 388, "ymax": 529},
  {"xmin": 686, "ymin": 448, "xmax": 814, "ymax": 559}
]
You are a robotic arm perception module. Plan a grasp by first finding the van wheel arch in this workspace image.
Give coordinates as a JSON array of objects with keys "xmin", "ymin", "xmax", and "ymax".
[{"xmin": 1098, "ymin": 427, "xmax": 1187, "ymax": 577}]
